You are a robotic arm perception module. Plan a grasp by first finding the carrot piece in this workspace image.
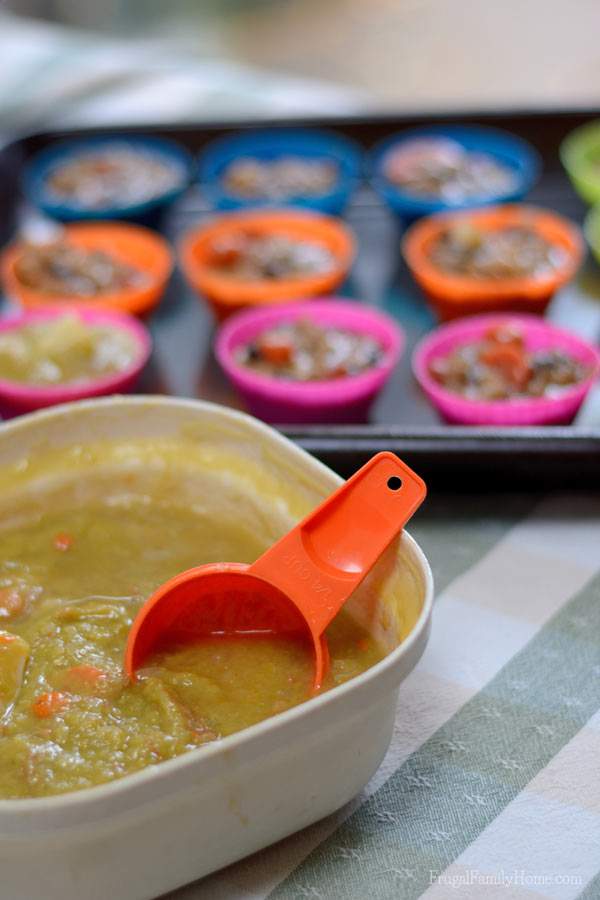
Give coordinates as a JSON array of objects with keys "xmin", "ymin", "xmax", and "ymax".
[
  {"xmin": 258, "ymin": 337, "xmax": 294, "ymax": 366},
  {"xmin": 329, "ymin": 365, "xmax": 349, "ymax": 379},
  {"xmin": 64, "ymin": 665, "xmax": 107, "ymax": 686},
  {"xmin": 53, "ymin": 532, "xmax": 74, "ymax": 552},
  {"xmin": 32, "ymin": 691, "xmax": 70, "ymax": 718},
  {"xmin": 484, "ymin": 325, "xmax": 525, "ymax": 349},
  {"xmin": 479, "ymin": 344, "xmax": 531, "ymax": 389},
  {"xmin": 207, "ymin": 235, "xmax": 245, "ymax": 267}
]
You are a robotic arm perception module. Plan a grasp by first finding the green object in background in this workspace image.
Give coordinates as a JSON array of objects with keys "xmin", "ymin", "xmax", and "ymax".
[
  {"xmin": 560, "ymin": 118, "xmax": 600, "ymax": 206},
  {"xmin": 584, "ymin": 203, "xmax": 600, "ymax": 267}
]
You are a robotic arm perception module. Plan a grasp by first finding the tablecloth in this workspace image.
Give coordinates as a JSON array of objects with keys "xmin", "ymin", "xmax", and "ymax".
[{"xmin": 164, "ymin": 492, "xmax": 600, "ymax": 900}]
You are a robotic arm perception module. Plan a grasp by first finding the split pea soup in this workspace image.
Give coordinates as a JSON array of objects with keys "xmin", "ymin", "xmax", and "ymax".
[
  {"xmin": 0, "ymin": 314, "xmax": 139, "ymax": 386},
  {"xmin": 0, "ymin": 492, "xmax": 385, "ymax": 799}
]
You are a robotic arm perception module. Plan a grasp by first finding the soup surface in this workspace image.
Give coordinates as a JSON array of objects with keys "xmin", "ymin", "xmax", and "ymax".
[
  {"xmin": 429, "ymin": 224, "xmax": 565, "ymax": 281},
  {"xmin": 207, "ymin": 230, "xmax": 335, "ymax": 281},
  {"xmin": 384, "ymin": 137, "xmax": 516, "ymax": 202},
  {"xmin": 0, "ymin": 315, "xmax": 139, "ymax": 386},
  {"xmin": 0, "ymin": 495, "xmax": 384, "ymax": 799},
  {"xmin": 237, "ymin": 317, "xmax": 383, "ymax": 381},
  {"xmin": 46, "ymin": 144, "xmax": 183, "ymax": 209},
  {"xmin": 223, "ymin": 156, "xmax": 338, "ymax": 200},
  {"xmin": 14, "ymin": 240, "xmax": 147, "ymax": 297},
  {"xmin": 429, "ymin": 324, "xmax": 590, "ymax": 401}
]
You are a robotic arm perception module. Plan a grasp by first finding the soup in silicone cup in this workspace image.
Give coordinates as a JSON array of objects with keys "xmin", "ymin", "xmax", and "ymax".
[
  {"xmin": 179, "ymin": 209, "xmax": 355, "ymax": 320},
  {"xmin": 216, "ymin": 298, "xmax": 403, "ymax": 424},
  {"xmin": 370, "ymin": 124, "xmax": 540, "ymax": 224},
  {"xmin": 2, "ymin": 222, "xmax": 173, "ymax": 318},
  {"xmin": 23, "ymin": 135, "xmax": 192, "ymax": 224},
  {"xmin": 412, "ymin": 313, "xmax": 600, "ymax": 425},
  {"xmin": 199, "ymin": 127, "xmax": 362, "ymax": 215},
  {"xmin": 402, "ymin": 204, "xmax": 584, "ymax": 320},
  {"xmin": 0, "ymin": 307, "xmax": 151, "ymax": 417}
]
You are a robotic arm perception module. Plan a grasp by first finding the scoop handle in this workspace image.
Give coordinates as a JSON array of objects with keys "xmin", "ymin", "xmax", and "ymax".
[{"xmin": 249, "ymin": 452, "xmax": 426, "ymax": 638}]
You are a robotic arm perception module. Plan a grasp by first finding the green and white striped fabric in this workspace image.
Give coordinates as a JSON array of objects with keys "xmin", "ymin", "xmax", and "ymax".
[{"xmin": 168, "ymin": 492, "xmax": 600, "ymax": 900}]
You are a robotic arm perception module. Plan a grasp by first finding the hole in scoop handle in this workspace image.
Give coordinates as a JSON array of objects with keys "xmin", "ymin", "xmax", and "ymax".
[{"xmin": 249, "ymin": 452, "xmax": 426, "ymax": 638}]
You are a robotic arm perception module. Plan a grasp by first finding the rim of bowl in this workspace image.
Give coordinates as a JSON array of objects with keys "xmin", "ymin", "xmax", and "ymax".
[
  {"xmin": 216, "ymin": 297, "xmax": 404, "ymax": 403},
  {"xmin": 370, "ymin": 123, "xmax": 541, "ymax": 212},
  {"xmin": 412, "ymin": 312, "xmax": 600, "ymax": 418},
  {"xmin": 0, "ymin": 307, "xmax": 152, "ymax": 402},
  {"xmin": 23, "ymin": 134, "xmax": 193, "ymax": 219},
  {"xmin": 402, "ymin": 204, "xmax": 585, "ymax": 302}
]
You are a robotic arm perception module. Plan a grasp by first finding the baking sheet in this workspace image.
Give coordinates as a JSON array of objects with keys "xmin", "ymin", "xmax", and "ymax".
[{"xmin": 2, "ymin": 108, "xmax": 600, "ymax": 483}]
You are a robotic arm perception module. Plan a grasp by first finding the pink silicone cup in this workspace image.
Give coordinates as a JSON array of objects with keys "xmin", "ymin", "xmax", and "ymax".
[
  {"xmin": 412, "ymin": 313, "xmax": 600, "ymax": 426},
  {"xmin": 0, "ymin": 306, "xmax": 152, "ymax": 418},
  {"xmin": 215, "ymin": 298, "xmax": 404, "ymax": 424}
]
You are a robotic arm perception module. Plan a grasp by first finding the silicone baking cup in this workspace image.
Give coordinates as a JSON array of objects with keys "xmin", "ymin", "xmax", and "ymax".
[
  {"xmin": 0, "ymin": 307, "xmax": 152, "ymax": 418},
  {"xmin": 412, "ymin": 313, "xmax": 600, "ymax": 426},
  {"xmin": 370, "ymin": 124, "xmax": 540, "ymax": 224},
  {"xmin": 199, "ymin": 127, "xmax": 362, "ymax": 215},
  {"xmin": 179, "ymin": 209, "xmax": 355, "ymax": 320},
  {"xmin": 402, "ymin": 204, "xmax": 584, "ymax": 320},
  {"xmin": 23, "ymin": 134, "xmax": 192, "ymax": 225},
  {"xmin": 215, "ymin": 298, "xmax": 403, "ymax": 424},
  {"xmin": 2, "ymin": 221, "xmax": 173, "ymax": 318}
]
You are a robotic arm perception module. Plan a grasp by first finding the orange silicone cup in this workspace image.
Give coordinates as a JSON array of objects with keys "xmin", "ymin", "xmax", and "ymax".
[
  {"xmin": 402, "ymin": 204, "xmax": 584, "ymax": 321},
  {"xmin": 178, "ymin": 208, "xmax": 356, "ymax": 320},
  {"xmin": 1, "ymin": 222, "xmax": 173, "ymax": 318}
]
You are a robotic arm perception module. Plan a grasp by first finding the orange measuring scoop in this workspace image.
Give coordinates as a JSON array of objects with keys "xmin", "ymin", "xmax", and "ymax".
[{"xmin": 125, "ymin": 452, "xmax": 426, "ymax": 691}]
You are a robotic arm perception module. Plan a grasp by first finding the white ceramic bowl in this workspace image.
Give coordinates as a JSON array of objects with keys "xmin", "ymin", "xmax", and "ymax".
[{"xmin": 0, "ymin": 396, "xmax": 433, "ymax": 900}]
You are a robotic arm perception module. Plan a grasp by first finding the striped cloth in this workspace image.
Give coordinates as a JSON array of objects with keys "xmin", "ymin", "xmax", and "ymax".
[{"xmin": 166, "ymin": 492, "xmax": 600, "ymax": 900}]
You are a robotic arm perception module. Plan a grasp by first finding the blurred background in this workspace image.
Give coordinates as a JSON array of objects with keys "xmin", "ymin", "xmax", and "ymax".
[{"xmin": 1, "ymin": 0, "xmax": 599, "ymax": 135}]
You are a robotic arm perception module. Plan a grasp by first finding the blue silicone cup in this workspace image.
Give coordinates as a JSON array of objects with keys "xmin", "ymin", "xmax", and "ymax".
[
  {"xmin": 198, "ymin": 128, "xmax": 363, "ymax": 215},
  {"xmin": 23, "ymin": 134, "xmax": 193, "ymax": 226},
  {"xmin": 369, "ymin": 124, "xmax": 541, "ymax": 226}
]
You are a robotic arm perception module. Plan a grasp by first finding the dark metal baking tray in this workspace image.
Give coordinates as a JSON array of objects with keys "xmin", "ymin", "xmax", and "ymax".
[{"xmin": 1, "ymin": 109, "xmax": 599, "ymax": 487}]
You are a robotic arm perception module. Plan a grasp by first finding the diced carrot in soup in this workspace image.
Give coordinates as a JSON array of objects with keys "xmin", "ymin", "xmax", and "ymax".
[{"xmin": 32, "ymin": 691, "xmax": 70, "ymax": 719}]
